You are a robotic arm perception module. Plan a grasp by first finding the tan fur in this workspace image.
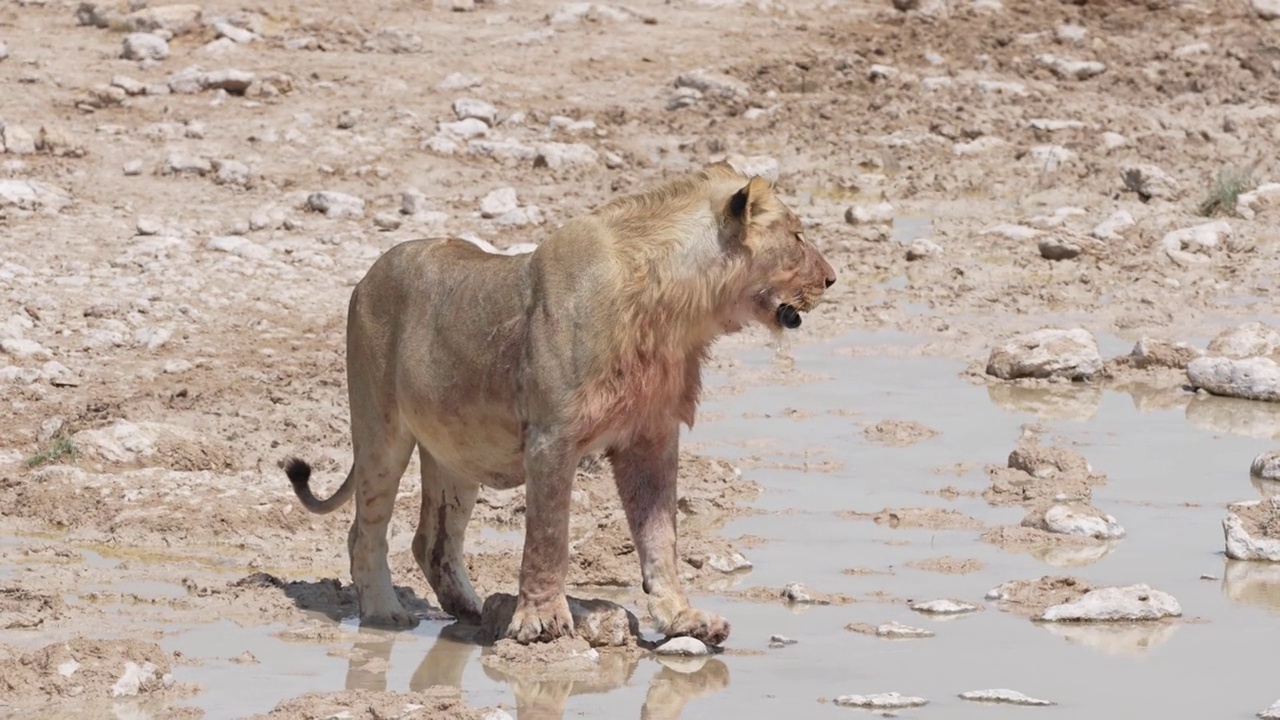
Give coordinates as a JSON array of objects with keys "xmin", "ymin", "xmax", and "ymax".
[{"xmin": 283, "ymin": 162, "xmax": 837, "ymax": 644}]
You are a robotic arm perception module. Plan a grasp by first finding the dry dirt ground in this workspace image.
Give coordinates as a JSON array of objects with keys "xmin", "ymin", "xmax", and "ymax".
[{"xmin": 4, "ymin": 0, "xmax": 1280, "ymax": 715}]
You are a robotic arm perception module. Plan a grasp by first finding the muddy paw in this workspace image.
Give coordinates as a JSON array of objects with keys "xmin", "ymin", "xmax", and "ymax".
[
  {"xmin": 360, "ymin": 607, "xmax": 420, "ymax": 629},
  {"xmin": 439, "ymin": 594, "xmax": 483, "ymax": 625},
  {"xmin": 663, "ymin": 607, "xmax": 730, "ymax": 647},
  {"xmin": 505, "ymin": 596, "xmax": 575, "ymax": 644}
]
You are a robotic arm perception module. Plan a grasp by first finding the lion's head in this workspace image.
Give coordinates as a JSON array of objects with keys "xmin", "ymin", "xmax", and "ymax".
[{"xmin": 705, "ymin": 163, "xmax": 837, "ymax": 333}]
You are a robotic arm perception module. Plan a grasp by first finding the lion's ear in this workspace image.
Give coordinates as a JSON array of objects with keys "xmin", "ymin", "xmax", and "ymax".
[
  {"xmin": 726, "ymin": 176, "xmax": 772, "ymax": 224},
  {"xmin": 705, "ymin": 160, "xmax": 742, "ymax": 180}
]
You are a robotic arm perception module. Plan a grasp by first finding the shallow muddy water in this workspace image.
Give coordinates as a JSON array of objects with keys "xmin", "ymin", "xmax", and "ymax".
[{"xmin": 98, "ymin": 330, "xmax": 1279, "ymax": 719}]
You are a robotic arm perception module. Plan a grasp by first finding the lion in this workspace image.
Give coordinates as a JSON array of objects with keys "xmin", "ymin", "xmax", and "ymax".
[{"xmin": 282, "ymin": 162, "xmax": 837, "ymax": 646}]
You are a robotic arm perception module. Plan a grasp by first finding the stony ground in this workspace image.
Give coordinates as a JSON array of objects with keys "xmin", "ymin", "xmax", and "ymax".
[{"xmin": 5, "ymin": 0, "xmax": 1280, "ymax": 716}]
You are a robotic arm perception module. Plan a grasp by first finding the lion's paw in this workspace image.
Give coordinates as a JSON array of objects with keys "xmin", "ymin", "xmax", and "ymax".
[
  {"xmin": 360, "ymin": 606, "xmax": 420, "ymax": 630},
  {"xmin": 662, "ymin": 607, "xmax": 730, "ymax": 647},
  {"xmin": 440, "ymin": 593, "xmax": 483, "ymax": 625},
  {"xmin": 505, "ymin": 596, "xmax": 575, "ymax": 644}
]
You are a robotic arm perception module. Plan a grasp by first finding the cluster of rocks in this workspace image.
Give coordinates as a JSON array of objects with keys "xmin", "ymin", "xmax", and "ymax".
[
  {"xmin": 79, "ymin": 65, "xmax": 294, "ymax": 110},
  {"xmin": 422, "ymin": 95, "xmax": 607, "ymax": 172},
  {"xmin": 547, "ymin": 2, "xmax": 655, "ymax": 24},
  {"xmin": 1, "ymin": 122, "xmax": 85, "ymax": 158},
  {"xmin": 78, "ymin": 2, "xmax": 264, "ymax": 60},
  {"xmin": 981, "ymin": 322, "xmax": 1280, "ymax": 405},
  {"xmin": 0, "ymin": 179, "xmax": 75, "ymax": 215},
  {"xmin": 845, "ymin": 185, "xmax": 1246, "ymax": 267}
]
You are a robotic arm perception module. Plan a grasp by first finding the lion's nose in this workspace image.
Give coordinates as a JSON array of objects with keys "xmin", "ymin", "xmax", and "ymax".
[{"xmin": 824, "ymin": 275, "xmax": 836, "ymax": 289}]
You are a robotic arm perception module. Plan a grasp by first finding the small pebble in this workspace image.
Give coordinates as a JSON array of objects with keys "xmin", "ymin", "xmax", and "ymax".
[
  {"xmin": 122, "ymin": 32, "xmax": 170, "ymax": 61},
  {"xmin": 480, "ymin": 187, "xmax": 520, "ymax": 218},
  {"xmin": 336, "ymin": 109, "xmax": 361, "ymax": 129},
  {"xmin": 768, "ymin": 634, "xmax": 797, "ymax": 648},
  {"xmin": 373, "ymin": 213, "xmax": 403, "ymax": 231}
]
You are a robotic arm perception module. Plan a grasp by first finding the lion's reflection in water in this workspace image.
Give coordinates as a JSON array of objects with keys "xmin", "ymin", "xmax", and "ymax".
[{"xmin": 338, "ymin": 623, "xmax": 731, "ymax": 720}]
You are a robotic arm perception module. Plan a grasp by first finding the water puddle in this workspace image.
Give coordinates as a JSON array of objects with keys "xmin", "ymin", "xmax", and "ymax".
[
  {"xmin": 7, "ymin": 331, "xmax": 1280, "ymax": 718},
  {"xmin": 891, "ymin": 215, "xmax": 933, "ymax": 243}
]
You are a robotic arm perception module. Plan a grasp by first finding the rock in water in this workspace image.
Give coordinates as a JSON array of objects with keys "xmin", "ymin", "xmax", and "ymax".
[
  {"xmin": 654, "ymin": 637, "xmax": 710, "ymax": 656},
  {"xmin": 876, "ymin": 621, "xmax": 934, "ymax": 639},
  {"xmin": 1223, "ymin": 497, "xmax": 1280, "ymax": 561},
  {"xmin": 1036, "ymin": 584, "xmax": 1181, "ymax": 622},
  {"xmin": 1128, "ymin": 338, "xmax": 1202, "ymax": 370},
  {"xmin": 1028, "ymin": 502, "xmax": 1126, "ymax": 540},
  {"xmin": 986, "ymin": 328, "xmax": 1102, "ymax": 381},
  {"xmin": 1251, "ymin": 451, "xmax": 1280, "ymax": 481},
  {"xmin": 834, "ymin": 693, "xmax": 929, "ymax": 709},
  {"xmin": 1186, "ymin": 356, "xmax": 1280, "ymax": 402},
  {"xmin": 781, "ymin": 582, "xmax": 820, "ymax": 604},
  {"xmin": 909, "ymin": 599, "xmax": 979, "ymax": 615},
  {"xmin": 959, "ymin": 689, "xmax": 1056, "ymax": 706}
]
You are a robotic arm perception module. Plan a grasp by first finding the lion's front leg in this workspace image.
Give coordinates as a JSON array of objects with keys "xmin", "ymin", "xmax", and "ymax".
[
  {"xmin": 609, "ymin": 433, "xmax": 730, "ymax": 647},
  {"xmin": 507, "ymin": 434, "xmax": 577, "ymax": 643}
]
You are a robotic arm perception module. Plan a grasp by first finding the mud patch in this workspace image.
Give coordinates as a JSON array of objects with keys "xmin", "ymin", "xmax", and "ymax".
[
  {"xmin": 984, "ymin": 576, "xmax": 1092, "ymax": 617},
  {"xmin": 189, "ymin": 573, "xmax": 450, "ymax": 625},
  {"xmin": 0, "ymin": 587, "xmax": 66, "ymax": 629},
  {"xmin": 1231, "ymin": 498, "xmax": 1280, "ymax": 541},
  {"xmin": 243, "ymin": 687, "xmax": 493, "ymax": 720},
  {"xmin": 842, "ymin": 566, "xmax": 895, "ymax": 576},
  {"xmin": 905, "ymin": 556, "xmax": 987, "ymax": 575},
  {"xmin": 480, "ymin": 636, "xmax": 641, "ymax": 680},
  {"xmin": 985, "ymin": 432, "xmax": 1109, "ymax": 507},
  {"xmin": 839, "ymin": 507, "xmax": 986, "ymax": 531},
  {"xmin": 980, "ymin": 526, "xmax": 1118, "ymax": 567},
  {"xmin": 728, "ymin": 584, "xmax": 858, "ymax": 606},
  {"xmin": 861, "ymin": 420, "xmax": 940, "ymax": 447},
  {"xmin": 0, "ymin": 638, "xmax": 198, "ymax": 718}
]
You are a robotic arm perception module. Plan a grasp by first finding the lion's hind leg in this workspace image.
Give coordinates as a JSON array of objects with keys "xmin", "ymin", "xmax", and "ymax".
[
  {"xmin": 347, "ymin": 423, "xmax": 418, "ymax": 629},
  {"xmin": 411, "ymin": 447, "xmax": 483, "ymax": 623}
]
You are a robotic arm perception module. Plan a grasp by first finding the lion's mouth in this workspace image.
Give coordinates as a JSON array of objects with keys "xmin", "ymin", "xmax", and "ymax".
[
  {"xmin": 753, "ymin": 289, "xmax": 816, "ymax": 331},
  {"xmin": 776, "ymin": 304, "xmax": 802, "ymax": 329}
]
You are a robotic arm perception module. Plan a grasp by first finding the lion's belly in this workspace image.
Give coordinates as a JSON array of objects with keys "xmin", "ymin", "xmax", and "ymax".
[{"xmin": 403, "ymin": 403, "xmax": 526, "ymax": 489}]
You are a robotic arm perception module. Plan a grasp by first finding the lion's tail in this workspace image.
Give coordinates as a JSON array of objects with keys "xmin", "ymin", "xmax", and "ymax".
[{"xmin": 284, "ymin": 457, "xmax": 356, "ymax": 514}]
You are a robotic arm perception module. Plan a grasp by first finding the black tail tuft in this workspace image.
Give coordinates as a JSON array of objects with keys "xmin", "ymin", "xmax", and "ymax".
[{"xmin": 284, "ymin": 457, "xmax": 312, "ymax": 488}]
